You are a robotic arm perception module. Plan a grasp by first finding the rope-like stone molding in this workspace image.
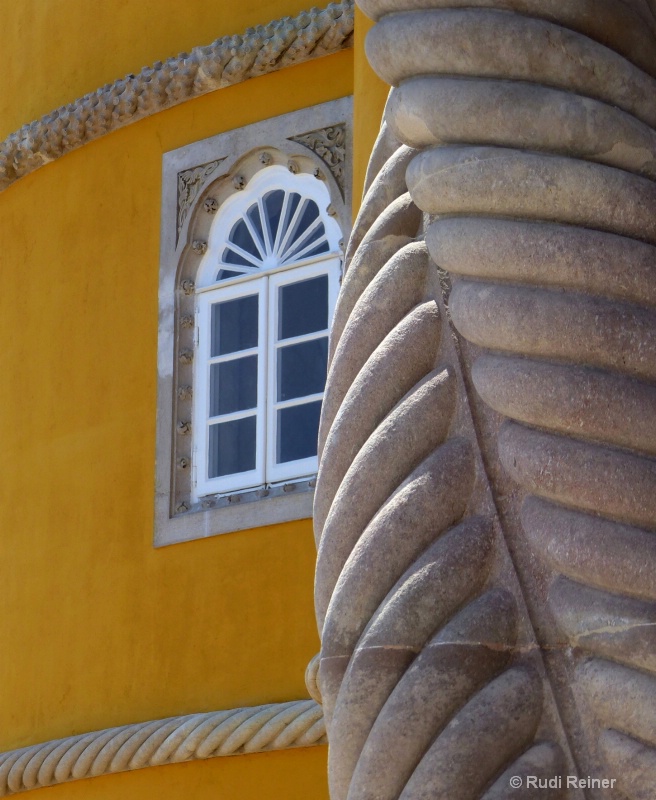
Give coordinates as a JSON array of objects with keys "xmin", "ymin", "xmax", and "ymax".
[
  {"xmin": 0, "ymin": 0, "xmax": 354, "ymax": 192},
  {"xmin": 318, "ymin": 1, "xmax": 655, "ymax": 798},
  {"xmin": 0, "ymin": 700, "xmax": 325, "ymax": 796}
]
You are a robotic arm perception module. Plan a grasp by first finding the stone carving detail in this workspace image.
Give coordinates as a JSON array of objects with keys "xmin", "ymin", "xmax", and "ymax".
[
  {"xmin": 0, "ymin": 700, "xmax": 325, "ymax": 796},
  {"xmin": 315, "ymin": 1, "xmax": 656, "ymax": 798},
  {"xmin": 314, "ymin": 132, "xmax": 571, "ymax": 800},
  {"xmin": 0, "ymin": 0, "xmax": 355, "ymax": 192},
  {"xmin": 177, "ymin": 161, "xmax": 224, "ymax": 240},
  {"xmin": 289, "ymin": 124, "xmax": 346, "ymax": 195}
]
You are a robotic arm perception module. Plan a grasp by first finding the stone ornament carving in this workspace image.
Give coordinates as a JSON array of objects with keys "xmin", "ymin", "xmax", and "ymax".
[
  {"xmin": 313, "ymin": 2, "xmax": 656, "ymax": 799},
  {"xmin": 0, "ymin": 0, "xmax": 354, "ymax": 192},
  {"xmin": 177, "ymin": 160, "xmax": 225, "ymax": 240},
  {"xmin": 0, "ymin": 700, "xmax": 325, "ymax": 796},
  {"xmin": 289, "ymin": 124, "xmax": 346, "ymax": 195}
]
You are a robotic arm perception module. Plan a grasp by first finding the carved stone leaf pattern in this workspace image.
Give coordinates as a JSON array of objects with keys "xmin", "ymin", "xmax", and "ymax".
[
  {"xmin": 313, "ymin": 2, "xmax": 656, "ymax": 799},
  {"xmin": 176, "ymin": 159, "xmax": 225, "ymax": 242},
  {"xmin": 289, "ymin": 124, "xmax": 346, "ymax": 195}
]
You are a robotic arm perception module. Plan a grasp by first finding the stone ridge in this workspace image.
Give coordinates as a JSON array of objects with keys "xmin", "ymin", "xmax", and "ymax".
[
  {"xmin": 0, "ymin": 700, "xmax": 325, "ymax": 796},
  {"xmin": 0, "ymin": 0, "xmax": 355, "ymax": 191}
]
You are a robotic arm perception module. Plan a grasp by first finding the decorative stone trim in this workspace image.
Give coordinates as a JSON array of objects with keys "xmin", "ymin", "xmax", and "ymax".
[
  {"xmin": 289, "ymin": 124, "xmax": 347, "ymax": 196},
  {"xmin": 0, "ymin": 0, "xmax": 354, "ymax": 192},
  {"xmin": 0, "ymin": 700, "xmax": 325, "ymax": 796},
  {"xmin": 156, "ymin": 96, "xmax": 352, "ymax": 547}
]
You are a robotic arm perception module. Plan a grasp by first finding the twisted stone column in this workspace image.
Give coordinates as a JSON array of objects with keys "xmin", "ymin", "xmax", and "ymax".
[{"xmin": 314, "ymin": 2, "xmax": 656, "ymax": 799}]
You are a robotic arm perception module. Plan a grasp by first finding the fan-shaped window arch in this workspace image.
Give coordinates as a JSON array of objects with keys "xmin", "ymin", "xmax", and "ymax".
[{"xmin": 193, "ymin": 165, "xmax": 342, "ymax": 499}]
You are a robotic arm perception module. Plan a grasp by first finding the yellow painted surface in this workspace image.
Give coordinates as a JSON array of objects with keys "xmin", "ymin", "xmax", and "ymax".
[
  {"xmin": 0, "ymin": 0, "xmax": 391, "ymax": 796},
  {"xmin": 0, "ymin": 45, "xmax": 352, "ymax": 756},
  {"xmin": 0, "ymin": 0, "xmax": 323, "ymax": 140},
  {"xmin": 25, "ymin": 747, "xmax": 329, "ymax": 800},
  {"xmin": 352, "ymin": 6, "xmax": 390, "ymax": 209}
]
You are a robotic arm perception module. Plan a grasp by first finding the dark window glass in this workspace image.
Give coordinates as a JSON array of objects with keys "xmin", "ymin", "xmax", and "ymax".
[
  {"xmin": 280, "ymin": 193, "xmax": 302, "ymax": 244},
  {"xmin": 216, "ymin": 269, "xmax": 243, "ymax": 281},
  {"xmin": 277, "ymin": 338, "xmax": 328, "ymax": 401},
  {"xmin": 263, "ymin": 189, "xmax": 285, "ymax": 245},
  {"xmin": 210, "ymin": 355, "xmax": 258, "ymax": 416},
  {"xmin": 279, "ymin": 275, "xmax": 328, "ymax": 339},
  {"xmin": 223, "ymin": 247, "xmax": 257, "ymax": 267},
  {"xmin": 247, "ymin": 203, "xmax": 265, "ymax": 248},
  {"xmin": 208, "ymin": 416, "xmax": 257, "ymax": 478},
  {"xmin": 229, "ymin": 219, "xmax": 261, "ymax": 258},
  {"xmin": 285, "ymin": 222, "xmax": 326, "ymax": 261},
  {"xmin": 277, "ymin": 401, "xmax": 322, "ymax": 463},
  {"xmin": 301, "ymin": 240, "xmax": 330, "ymax": 259},
  {"xmin": 211, "ymin": 295, "xmax": 258, "ymax": 356}
]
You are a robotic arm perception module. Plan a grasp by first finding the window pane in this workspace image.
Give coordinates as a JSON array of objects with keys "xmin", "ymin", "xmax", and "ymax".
[
  {"xmin": 229, "ymin": 219, "xmax": 261, "ymax": 259},
  {"xmin": 277, "ymin": 401, "xmax": 322, "ymax": 463},
  {"xmin": 208, "ymin": 416, "xmax": 257, "ymax": 478},
  {"xmin": 277, "ymin": 338, "xmax": 328, "ymax": 401},
  {"xmin": 279, "ymin": 275, "xmax": 329, "ymax": 340},
  {"xmin": 211, "ymin": 294, "xmax": 258, "ymax": 356},
  {"xmin": 263, "ymin": 189, "xmax": 285, "ymax": 245},
  {"xmin": 210, "ymin": 355, "xmax": 257, "ymax": 416},
  {"xmin": 222, "ymin": 247, "xmax": 258, "ymax": 267}
]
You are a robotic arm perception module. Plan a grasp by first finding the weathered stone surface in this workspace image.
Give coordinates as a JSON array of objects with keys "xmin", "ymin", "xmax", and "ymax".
[
  {"xmin": 366, "ymin": 10, "xmax": 656, "ymax": 127},
  {"xmin": 315, "ymin": 2, "xmax": 656, "ymax": 797},
  {"xmin": 387, "ymin": 77, "xmax": 656, "ymax": 178}
]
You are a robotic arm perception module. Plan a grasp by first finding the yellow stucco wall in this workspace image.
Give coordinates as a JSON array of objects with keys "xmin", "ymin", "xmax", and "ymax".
[
  {"xmin": 352, "ymin": 7, "xmax": 389, "ymax": 206},
  {"xmin": 0, "ymin": 50, "xmax": 354, "ymax": 744},
  {"xmin": 0, "ymin": 0, "xmax": 321, "ymax": 141},
  {"xmin": 0, "ymin": 0, "xmax": 398, "ymax": 796},
  {"xmin": 0, "ymin": 2, "xmax": 360, "ymax": 798}
]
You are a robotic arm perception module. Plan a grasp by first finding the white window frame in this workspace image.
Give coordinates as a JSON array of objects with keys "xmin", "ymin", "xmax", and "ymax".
[
  {"xmin": 266, "ymin": 260, "xmax": 340, "ymax": 484},
  {"xmin": 194, "ymin": 276, "xmax": 268, "ymax": 498},
  {"xmin": 155, "ymin": 97, "xmax": 352, "ymax": 546},
  {"xmin": 192, "ymin": 168, "xmax": 342, "ymax": 500}
]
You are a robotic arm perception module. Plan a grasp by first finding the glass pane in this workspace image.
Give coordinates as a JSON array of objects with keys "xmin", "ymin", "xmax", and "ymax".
[
  {"xmin": 247, "ymin": 203, "xmax": 265, "ymax": 249},
  {"xmin": 211, "ymin": 294, "xmax": 258, "ymax": 356},
  {"xmin": 301, "ymin": 240, "xmax": 330, "ymax": 259},
  {"xmin": 277, "ymin": 401, "xmax": 322, "ymax": 463},
  {"xmin": 263, "ymin": 189, "xmax": 285, "ymax": 245},
  {"xmin": 277, "ymin": 338, "xmax": 328, "ymax": 401},
  {"xmin": 216, "ymin": 269, "xmax": 244, "ymax": 281},
  {"xmin": 279, "ymin": 275, "xmax": 329, "ymax": 340},
  {"xmin": 210, "ymin": 355, "xmax": 257, "ymax": 416},
  {"xmin": 285, "ymin": 222, "xmax": 326, "ymax": 261},
  {"xmin": 229, "ymin": 219, "xmax": 261, "ymax": 259},
  {"xmin": 208, "ymin": 416, "xmax": 257, "ymax": 478},
  {"xmin": 281, "ymin": 193, "xmax": 301, "ymax": 238},
  {"xmin": 222, "ymin": 247, "xmax": 258, "ymax": 267}
]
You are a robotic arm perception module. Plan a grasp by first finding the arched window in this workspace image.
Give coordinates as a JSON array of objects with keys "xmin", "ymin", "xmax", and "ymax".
[{"xmin": 193, "ymin": 166, "xmax": 341, "ymax": 499}]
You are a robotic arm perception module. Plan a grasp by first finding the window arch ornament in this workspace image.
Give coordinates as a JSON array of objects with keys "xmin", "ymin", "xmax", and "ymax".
[{"xmin": 155, "ymin": 98, "xmax": 352, "ymax": 546}]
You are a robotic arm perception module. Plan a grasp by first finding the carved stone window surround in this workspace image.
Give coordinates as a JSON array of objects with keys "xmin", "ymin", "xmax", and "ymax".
[{"xmin": 155, "ymin": 97, "xmax": 352, "ymax": 546}]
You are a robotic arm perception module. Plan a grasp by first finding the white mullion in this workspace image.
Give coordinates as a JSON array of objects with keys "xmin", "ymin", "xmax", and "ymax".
[
  {"xmin": 208, "ymin": 407, "xmax": 258, "ymax": 424},
  {"xmin": 275, "ymin": 329, "xmax": 328, "ymax": 349},
  {"xmin": 243, "ymin": 213, "xmax": 266, "ymax": 260},
  {"xmin": 281, "ymin": 218, "xmax": 324, "ymax": 263},
  {"xmin": 277, "ymin": 197, "xmax": 306, "ymax": 259},
  {"xmin": 273, "ymin": 392, "xmax": 324, "ymax": 412},
  {"xmin": 257, "ymin": 196, "xmax": 273, "ymax": 256},
  {"xmin": 272, "ymin": 191, "xmax": 290, "ymax": 257},
  {"xmin": 225, "ymin": 242, "xmax": 263, "ymax": 268},
  {"xmin": 282, "ymin": 235, "xmax": 329, "ymax": 266},
  {"xmin": 265, "ymin": 272, "xmax": 277, "ymax": 483},
  {"xmin": 207, "ymin": 345, "xmax": 259, "ymax": 365}
]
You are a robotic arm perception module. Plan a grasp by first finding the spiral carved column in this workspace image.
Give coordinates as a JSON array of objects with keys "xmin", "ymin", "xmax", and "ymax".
[{"xmin": 313, "ymin": 2, "xmax": 656, "ymax": 799}]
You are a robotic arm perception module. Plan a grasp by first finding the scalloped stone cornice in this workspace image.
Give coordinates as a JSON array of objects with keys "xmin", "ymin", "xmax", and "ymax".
[{"xmin": 0, "ymin": 0, "xmax": 354, "ymax": 191}]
